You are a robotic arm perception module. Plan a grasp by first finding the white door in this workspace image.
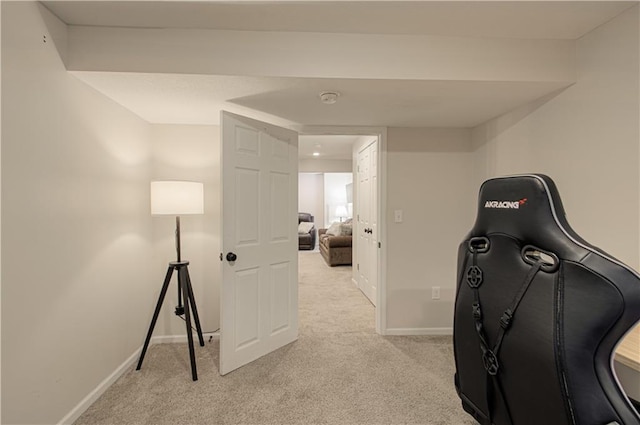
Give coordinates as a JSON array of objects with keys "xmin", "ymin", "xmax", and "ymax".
[
  {"xmin": 357, "ymin": 147, "xmax": 371, "ymax": 301},
  {"xmin": 357, "ymin": 140, "xmax": 377, "ymax": 305},
  {"xmin": 368, "ymin": 142, "xmax": 378, "ymax": 305},
  {"xmin": 220, "ymin": 111, "xmax": 298, "ymax": 375}
]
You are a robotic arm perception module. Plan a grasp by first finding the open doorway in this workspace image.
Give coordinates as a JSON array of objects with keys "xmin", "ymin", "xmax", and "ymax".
[
  {"xmin": 297, "ymin": 133, "xmax": 383, "ymax": 328},
  {"xmin": 298, "ymin": 135, "xmax": 356, "ymax": 242},
  {"xmin": 298, "ymin": 171, "xmax": 353, "ymax": 251}
]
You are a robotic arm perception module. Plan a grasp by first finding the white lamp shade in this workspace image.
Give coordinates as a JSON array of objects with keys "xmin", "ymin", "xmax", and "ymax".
[
  {"xmin": 335, "ymin": 205, "xmax": 348, "ymax": 217},
  {"xmin": 151, "ymin": 181, "xmax": 204, "ymax": 215}
]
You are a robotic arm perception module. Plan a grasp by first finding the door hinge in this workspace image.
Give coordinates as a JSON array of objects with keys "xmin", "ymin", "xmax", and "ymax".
[
  {"xmin": 357, "ymin": 263, "xmax": 360, "ymax": 270},
  {"xmin": 378, "ymin": 242, "xmax": 381, "ymax": 248}
]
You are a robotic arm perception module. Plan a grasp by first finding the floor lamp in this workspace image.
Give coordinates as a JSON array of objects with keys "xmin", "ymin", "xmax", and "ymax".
[{"xmin": 136, "ymin": 181, "xmax": 205, "ymax": 381}]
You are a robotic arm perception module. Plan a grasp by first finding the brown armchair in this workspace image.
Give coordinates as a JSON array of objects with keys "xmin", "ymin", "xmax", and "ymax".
[{"xmin": 298, "ymin": 212, "xmax": 316, "ymax": 250}]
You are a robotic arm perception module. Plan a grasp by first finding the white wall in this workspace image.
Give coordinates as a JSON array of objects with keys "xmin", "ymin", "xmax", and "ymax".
[
  {"xmin": 324, "ymin": 173, "xmax": 353, "ymax": 227},
  {"xmin": 472, "ymin": 4, "xmax": 640, "ymax": 270},
  {"xmin": 384, "ymin": 128, "xmax": 474, "ymax": 333},
  {"xmin": 150, "ymin": 124, "xmax": 220, "ymax": 336},
  {"xmin": 2, "ymin": 3, "xmax": 154, "ymax": 424},
  {"xmin": 298, "ymin": 173, "xmax": 324, "ymax": 233},
  {"xmin": 67, "ymin": 24, "xmax": 575, "ymax": 84}
]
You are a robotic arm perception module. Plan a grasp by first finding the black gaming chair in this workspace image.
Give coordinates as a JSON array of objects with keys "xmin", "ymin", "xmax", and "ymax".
[{"xmin": 454, "ymin": 174, "xmax": 640, "ymax": 425}]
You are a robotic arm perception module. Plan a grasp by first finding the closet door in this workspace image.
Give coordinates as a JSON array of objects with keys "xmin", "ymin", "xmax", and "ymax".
[
  {"xmin": 368, "ymin": 142, "xmax": 378, "ymax": 305},
  {"xmin": 357, "ymin": 140, "xmax": 377, "ymax": 306}
]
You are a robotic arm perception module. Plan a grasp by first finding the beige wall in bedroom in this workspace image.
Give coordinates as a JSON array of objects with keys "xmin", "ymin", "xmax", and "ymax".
[
  {"xmin": 471, "ymin": 4, "xmax": 640, "ymax": 270},
  {"xmin": 1, "ymin": 3, "xmax": 154, "ymax": 424}
]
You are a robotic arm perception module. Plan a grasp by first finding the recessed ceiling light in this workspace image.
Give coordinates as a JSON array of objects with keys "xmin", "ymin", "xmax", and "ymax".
[
  {"xmin": 319, "ymin": 91, "xmax": 340, "ymax": 105},
  {"xmin": 312, "ymin": 152, "xmax": 320, "ymax": 157}
]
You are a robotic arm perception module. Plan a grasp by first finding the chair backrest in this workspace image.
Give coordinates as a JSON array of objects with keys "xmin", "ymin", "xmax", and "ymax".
[
  {"xmin": 298, "ymin": 212, "xmax": 314, "ymax": 224},
  {"xmin": 454, "ymin": 174, "xmax": 640, "ymax": 425}
]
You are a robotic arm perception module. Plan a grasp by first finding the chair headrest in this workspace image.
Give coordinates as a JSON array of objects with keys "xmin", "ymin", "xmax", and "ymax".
[{"xmin": 470, "ymin": 174, "xmax": 588, "ymax": 260}]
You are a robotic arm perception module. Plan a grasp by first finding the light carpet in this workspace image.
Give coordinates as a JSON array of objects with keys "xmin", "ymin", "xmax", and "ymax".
[{"xmin": 73, "ymin": 251, "xmax": 476, "ymax": 425}]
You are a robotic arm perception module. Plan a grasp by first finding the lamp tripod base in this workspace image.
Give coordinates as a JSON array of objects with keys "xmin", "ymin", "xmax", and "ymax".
[{"xmin": 136, "ymin": 261, "xmax": 204, "ymax": 381}]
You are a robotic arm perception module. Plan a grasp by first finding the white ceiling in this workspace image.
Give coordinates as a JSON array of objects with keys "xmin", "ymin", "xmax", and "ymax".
[
  {"xmin": 298, "ymin": 135, "xmax": 361, "ymax": 160},
  {"xmin": 44, "ymin": 1, "xmax": 635, "ymax": 39},
  {"xmin": 71, "ymin": 72, "xmax": 569, "ymax": 128},
  {"xmin": 44, "ymin": 0, "xmax": 638, "ymax": 158}
]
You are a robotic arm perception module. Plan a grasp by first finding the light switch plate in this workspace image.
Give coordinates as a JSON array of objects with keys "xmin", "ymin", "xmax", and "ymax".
[
  {"xmin": 432, "ymin": 286, "xmax": 441, "ymax": 300},
  {"xmin": 394, "ymin": 210, "xmax": 403, "ymax": 223}
]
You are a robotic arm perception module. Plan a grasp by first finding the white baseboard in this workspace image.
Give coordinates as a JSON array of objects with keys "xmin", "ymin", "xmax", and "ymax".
[
  {"xmin": 152, "ymin": 332, "xmax": 220, "ymax": 344},
  {"xmin": 57, "ymin": 347, "xmax": 141, "ymax": 425},
  {"xmin": 58, "ymin": 332, "xmax": 220, "ymax": 424},
  {"xmin": 384, "ymin": 327, "xmax": 453, "ymax": 336}
]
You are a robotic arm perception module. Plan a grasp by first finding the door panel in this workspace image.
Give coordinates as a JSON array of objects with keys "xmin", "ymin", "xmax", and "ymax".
[
  {"xmin": 270, "ymin": 172, "xmax": 291, "ymax": 241},
  {"xmin": 270, "ymin": 262, "xmax": 292, "ymax": 334},
  {"xmin": 220, "ymin": 111, "xmax": 298, "ymax": 375},
  {"xmin": 236, "ymin": 168, "xmax": 260, "ymax": 245},
  {"xmin": 235, "ymin": 268, "xmax": 260, "ymax": 349}
]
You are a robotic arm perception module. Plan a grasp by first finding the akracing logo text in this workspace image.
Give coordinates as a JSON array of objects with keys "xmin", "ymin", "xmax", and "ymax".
[{"xmin": 484, "ymin": 198, "xmax": 528, "ymax": 209}]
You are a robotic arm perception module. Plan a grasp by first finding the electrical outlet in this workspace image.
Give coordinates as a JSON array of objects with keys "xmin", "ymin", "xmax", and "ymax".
[{"xmin": 432, "ymin": 286, "xmax": 441, "ymax": 300}]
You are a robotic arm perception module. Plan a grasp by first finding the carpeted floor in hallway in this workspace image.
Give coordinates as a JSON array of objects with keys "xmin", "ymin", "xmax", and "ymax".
[{"xmin": 73, "ymin": 251, "xmax": 475, "ymax": 425}]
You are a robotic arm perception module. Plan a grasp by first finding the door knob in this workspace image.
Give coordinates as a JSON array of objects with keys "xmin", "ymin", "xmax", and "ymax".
[{"xmin": 226, "ymin": 252, "xmax": 237, "ymax": 262}]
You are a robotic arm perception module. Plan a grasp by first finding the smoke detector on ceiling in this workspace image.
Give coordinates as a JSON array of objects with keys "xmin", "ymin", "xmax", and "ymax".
[{"xmin": 319, "ymin": 91, "xmax": 340, "ymax": 104}]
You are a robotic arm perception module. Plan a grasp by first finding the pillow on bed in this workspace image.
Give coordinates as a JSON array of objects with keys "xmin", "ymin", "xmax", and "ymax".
[{"xmin": 298, "ymin": 221, "xmax": 314, "ymax": 234}]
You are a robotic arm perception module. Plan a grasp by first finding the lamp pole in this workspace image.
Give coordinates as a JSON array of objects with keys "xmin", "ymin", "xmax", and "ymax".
[{"xmin": 175, "ymin": 215, "xmax": 181, "ymax": 262}]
